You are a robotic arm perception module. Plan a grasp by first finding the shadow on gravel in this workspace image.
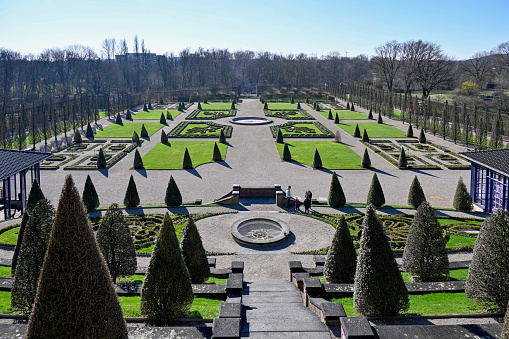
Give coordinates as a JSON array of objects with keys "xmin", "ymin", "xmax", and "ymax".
[
  {"xmin": 98, "ymin": 168, "xmax": 109, "ymax": 177},
  {"xmin": 378, "ymin": 206, "xmax": 407, "ymax": 215},
  {"xmin": 370, "ymin": 168, "xmax": 398, "ymax": 178},
  {"xmin": 217, "ymin": 161, "xmax": 232, "ymax": 169},
  {"xmin": 236, "ymin": 233, "xmax": 296, "ymax": 252},
  {"xmin": 135, "ymin": 169, "xmax": 148, "ymax": 177},
  {"xmin": 185, "ymin": 168, "xmax": 202, "ymax": 178},
  {"xmin": 410, "ymin": 169, "xmax": 439, "ymax": 177}
]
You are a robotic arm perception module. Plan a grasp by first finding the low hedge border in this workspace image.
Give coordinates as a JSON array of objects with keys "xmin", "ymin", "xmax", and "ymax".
[
  {"xmin": 264, "ymin": 109, "xmax": 315, "ymax": 120},
  {"xmin": 168, "ymin": 121, "xmax": 233, "ymax": 138},
  {"xmin": 185, "ymin": 109, "xmax": 236, "ymax": 120},
  {"xmin": 424, "ymin": 154, "xmax": 471, "ymax": 170},
  {"xmin": 41, "ymin": 154, "xmax": 79, "ymax": 170},
  {"xmin": 0, "ymin": 223, "xmax": 21, "ymax": 247},
  {"xmin": 270, "ymin": 121, "xmax": 334, "ymax": 138},
  {"xmin": 363, "ymin": 142, "xmax": 441, "ymax": 169}
]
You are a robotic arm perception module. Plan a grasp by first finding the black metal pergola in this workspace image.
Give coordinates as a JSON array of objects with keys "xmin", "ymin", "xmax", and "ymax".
[{"xmin": 0, "ymin": 149, "xmax": 51, "ymax": 220}]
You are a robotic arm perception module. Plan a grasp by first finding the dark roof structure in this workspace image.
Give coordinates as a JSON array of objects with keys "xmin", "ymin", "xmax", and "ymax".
[
  {"xmin": 459, "ymin": 149, "xmax": 509, "ymax": 176},
  {"xmin": 0, "ymin": 149, "xmax": 51, "ymax": 181}
]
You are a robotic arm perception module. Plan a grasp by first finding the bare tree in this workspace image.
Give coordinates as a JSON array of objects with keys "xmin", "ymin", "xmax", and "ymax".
[
  {"xmin": 372, "ymin": 41, "xmax": 402, "ymax": 92},
  {"xmin": 413, "ymin": 41, "xmax": 455, "ymax": 97},
  {"xmin": 461, "ymin": 52, "xmax": 493, "ymax": 87}
]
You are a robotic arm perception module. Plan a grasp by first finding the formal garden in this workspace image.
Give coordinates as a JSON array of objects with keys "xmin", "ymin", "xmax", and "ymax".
[
  {"xmin": 131, "ymin": 109, "xmax": 180, "ymax": 120},
  {"xmin": 94, "ymin": 122, "xmax": 163, "ymax": 138},
  {"xmin": 270, "ymin": 122, "xmax": 334, "ymax": 138},
  {"xmin": 168, "ymin": 121, "xmax": 233, "ymax": 138},
  {"xmin": 186, "ymin": 109, "xmax": 236, "ymax": 120}
]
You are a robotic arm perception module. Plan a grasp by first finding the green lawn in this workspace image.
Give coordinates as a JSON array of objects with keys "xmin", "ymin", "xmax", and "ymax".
[
  {"xmin": 265, "ymin": 103, "xmax": 298, "ymax": 110},
  {"xmin": 119, "ymin": 296, "xmax": 222, "ymax": 318},
  {"xmin": 275, "ymin": 122, "xmax": 333, "ymax": 137},
  {"xmin": 401, "ymin": 269, "xmax": 469, "ymax": 283},
  {"xmin": 0, "ymin": 266, "xmax": 11, "ymax": 277},
  {"xmin": 338, "ymin": 122, "xmax": 407, "ymax": 138},
  {"xmin": 201, "ymin": 102, "xmax": 235, "ymax": 110},
  {"xmin": 142, "ymin": 141, "xmax": 228, "ymax": 169},
  {"xmin": 332, "ymin": 292, "xmax": 485, "ymax": 316},
  {"xmin": 115, "ymin": 275, "xmax": 226, "ymax": 285},
  {"xmin": 132, "ymin": 110, "xmax": 180, "ymax": 120},
  {"xmin": 446, "ymin": 234, "xmax": 477, "ymax": 247},
  {"xmin": 319, "ymin": 110, "xmax": 368, "ymax": 120},
  {"xmin": 438, "ymin": 218, "xmax": 483, "ymax": 226},
  {"xmin": 275, "ymin": 141, "xmax": 362, "ymax": 169},
  {"xmin": 94, "ymin": 123, "xmax": 163, "ymax": 138},
  {"xmin": 0, "ymin": 227, "xmax": 19, "ymax": 246}
]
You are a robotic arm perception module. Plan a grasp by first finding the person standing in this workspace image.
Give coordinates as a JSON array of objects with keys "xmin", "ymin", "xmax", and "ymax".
[
  {"xmin": 295, "ymin": 197, "xmax": 301, "ymax": 212},
  {"xmin": 286, "ymin": 185, "xmax": 292, "ymax": 208},
  {"xmin": 304, "ymin": 190, "xmax": 312, "ymax": 213}
]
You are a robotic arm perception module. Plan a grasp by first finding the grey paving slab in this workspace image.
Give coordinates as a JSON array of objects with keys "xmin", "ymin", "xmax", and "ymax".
[{"xmin": 241, "ymin": 332, "xmax": 331, "ymax": 338}]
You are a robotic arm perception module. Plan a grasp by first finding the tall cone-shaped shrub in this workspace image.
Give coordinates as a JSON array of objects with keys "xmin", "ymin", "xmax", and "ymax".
[
  {"xmin": 159, "ymin": 112, "xmax": 166, "ymax": 124},
  {"xmin": 82, "ymin": 174, "xmax": 100, "ymax": 211},
  {"xmin": 313, "ymin": 148, "xmax": 323, "ymax": 169},
  {"xmin": 398, "ymin": 148, "xmax": 407, "ymax": 168},
  {"xmin": 354, "ymin": 124, "xmax": 361, "ymax": 137},
  {"xmin": 133, "ymin": 149, "xmax": 144, "ymax": 169},
  {"xmin": 86, "ymin": 122, "xmax": 94, "ymax": 138},
  {"xmin": 140, "ymin": 124, "xmax": 148, "ymax": 138},
  {"xmin": 197, "ymin": 102, "xmax": 202, "ymax": 109},
  {"xmin": 316, "ymin": 103, "xmax": 321, "ymax": 111},
  {"xmin": 165, "ymin": 176, "xmax": 182, "ymax": 206},
  {"xmin": 231, "ymin": 102, "xmax": 235, "ymax": 109},
  {"xmin": 141, "ymin": 213, "xmax": 193, "ymax": 323},
  {"xmin": 276, "ymin": 128, "xmax": 284, "ymax": 143},
  {"xmin": 26, "ymin": 175, "xmax": 127, "ymax": 338},
  {"xmin": 161, "ymin": 130, "xmax": 168, "ymax": 143},
  {"xmin": 328, "ymin": 172, "xmax": 346, "ymax": 207},
  {"xmin": 407, "ymin": 176, "xmax": 426, "ymax": 209},
  {"xmin": 334, "ymin": 113, "xmax": 339, "ymax": 124},
  {"xmin": 402, "ymin": 201, "xmax": 449, "ymax": 282},
  {"xmin": 125, "ymin": 109, "xmax": 132, "ymax": 120},
  {"xmin": 132, "ymin": 130, "xmax": 140, "ymax": 143},
  {"xmin": 346, "ymin": 102, "xmax": 350, "ymax": 110},
  {"xmin": 182, "ymin": 148, "xmax": 193, "ymax": 169},
  {"xmin": 368, "ymin": 109, "xmax": 373, "ymax": 119},
  {"xmin": 324, "ymin": 216, "xmax": 356, "ymax": 283},
  {"xmin": 361, "ymin": 148, "xmax": 371, "ymax": 168},
  {"xmin": 351, "ymin": 103, "xmax": 355, "ymax": 111},
  {"xmin": 282, "ymin": 143, "xmax": 291, "ymax": 161},
  {"xmin": 264, "ymin": 102, "xmax": 268, "ymax": 109},
  {"xmin": 12, "ymin": 179, "xmax": 45, "ymax": 274},
  {"xmin": 11, "ymin": 199, "xmax": 54, "ymax": 315},
  {"xmin": 123, "ymin": 175, "xmax": 140, "ymax": 208},
  {"xmin": 419, "ymin": 129, "xmax": 426, "ymax": 143},
  {"xmin": 362, "ymin": 129, "xmax": 369, "ymax": 143},
  {"xmin": 166, "ymin": 111, "xmax": 172, "ymax": 120},
  {"xmin": 453, "ymin": 176, "xmax": 472, "ymax": 211},
  {"xmin": 354, "ymin": 204, "xmax": 409, "ymax": 316},
  {"xmin": 328, "ymin": 110, "xmax": 333, "ymax": 119},
  {"xmin": 96, "ymin": 148, "xmax": 107, "ymax": 169},
  {"xmin": 406, "ymin": 124, "xmax": 414, "ymax": 137},
  {"xmin": 297, "ymin": 102, "xmax": 301, "ymax": 109},
  {"xmin": 204, "ymin": 97, "xmax": 208, "ymax": 104},
  {"xmin": 115, "ymin": 113, "xmax": 122, "ymax": 125},
  {"xmin": 219, "ymin": 129, "xmax": 227, "ymax": 143},
  {"xmin": 466, "ymin": 209, "xmax": 509, "ymax": 313},
  {"xmin": 73, "ymin": 129, "xmax": 82, "ymax": 143},
  {"xmin": 213, "ymin": 142, "xmax": 222, "ymax": 161},
  {"xmin": 148, "ymin": 102, "xmax": 153, "ymax": 110},
  {"xmin": 366, "ymin": 173, "xmax": 385, "ymax": 207},
  {"xmin": 377, "ymin": 114, "xmax": 383, "ymax": 124},
  {"xmin": 181, "ymin": 217, "xmax": 210, "ymax": 283}
]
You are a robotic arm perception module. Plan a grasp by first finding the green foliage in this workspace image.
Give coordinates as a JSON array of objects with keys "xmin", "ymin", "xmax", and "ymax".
[
  {"xmin": 73, "ymin": 129, "xmax": 82, "ymax": 143},
  {"xmin": 312, "ymin": 148, "xmax": 322, "ymax": 169},
  {"xmin": 297, "ymin": 102, "xmax": 301, "ymax": 109},
  {"xmin": 133, "ymin": 149, "xmax": 144, "ymax": 169},
  {"xmin": 115, "ymin": 113, "xmax": 122, "ymax": 125},
  {"xmin": 159, "ymin": 112, "xmax": 166, "ymax": 125},
  {"xmin": 26, "ymin": 175, "xmax": 127, "ymax": 338},
  {"xmin": 406, "ymin": 124, "xmax": 414, "ymax": 137},
  {"xmin": 408, "ymin": 176, "xmax": 426, "ymax": 209},
  {"xmin": 276, "ymin": 128, "xmax": 284, "ymax": 143},
  {"xmin": 141, "ymin": 213, "xmax": 193, "ymax": 323},
  {"xmin": 346, "ymin": 102, "xmax": 350, "ymax": 110},
  {"xmin": 366, "ymin": 173, "xmax": 385, "ymax": 207},
  {"xmin": 328, "ymin": 172, "xmax": 346, "ymax": 207},
  {"xmin": 334, "ymin": 113, "xmax": 339, "ymax": 124},
  {"xmin": 213, "ymin": 142, "xmax": 222, "ymax": 161},
  {"xmin": 350, "ymin": 103, "xmax": 355, "ymax": 111},
  {"xmin": 368, "ymin": 109, "xmax": 373, "ymax": 119},
  {"xmin": 86, "ymin": 122, "xmax": 94, "ymax": 138},
  {"xmin": 96, "ymin": 148, "xmax": 107, "ymax": 169},
  {"xmin": 219, "ymin": 128, "xmax": 226, "ymax": 144},
  {"xmin": 132, "ymin": 131, "xmax": 140, "ymax": 143},
  {"xmin": 316, "ymin": 103, "xmax": 320, "ymax": 111},
  {"xmin": 398, "ymin": 148, "xmax": 407, "ymax": 168},
  {"xmin": 324, "ymin": 216, "xmax": 356, "ymax": 283},
  {"xmin": 282, "ymin": 143, "xmax": 292, "ymax": 161},
  {"xmin": 140, "ymin": 124, "xmax": 148, "ymax": 138},
  {"xmin": 182, "ymin": 148, "xmax": 193, "ymax": 169},
  {"xmin": 503, "ymin": 303, "xmax": 509, "ymax": 338},
  {"xmin": 291, "ymin": 97, "xmax": 294, "ymax": 104},
  {"xmin": 181, "ymin": 217, "xmax": 210, "ymax": 284},
  {"xmin": 204, "ymin": 97, "xmax": 208, "ymax": 104},
  {"xmin": 82, "ymin": 175, "xmax": 100, "ymax": 211},
  {"xmin": 160, "ymin": 130, "xmax": 168, "ymax": 143},
  {"xmin": 11, "ymin": 199, "xmax": 54, "ymax": 315},
  {"xmin": 361, "ymin": 148, "xmax": 371, "ymax": 168},
  {"xmin": 143, "ymin": 103, "xmax": 148, "ymax": 112},
  {"xmin": 125, "ymin": 109, "xmax": 132, "ymax": 120},
  {"xmin": 453, "ymin": 177, "xmax": 472, "ymax": 211},
  {"xmin": 97, "ymin": 204, "xmax": 137, "ymax": 282},
  {"xmin": 377, "ymin": 113, "xmax": 383, "ymax": 124},
  {"xmin": 124, "ymin": 175, "xmax": 140, "ymax": 208},
  {"xmin": 165, "ymin": 176, "xmax": 182, "ymax": 207},
  {"xmin": 353, "ymin": 124, "xmax": 361, "ymax": 138},
  {"xmin": 328, "ymin": 110, "xmax": 333, "ymax": 119},
  {"xmin": 419, "ymin": 129, "xmax": 427, "ymax": 143},
  {"xmin": 353, "ymin": 204, "xmax": 409, "ymax": 316},
  {"xmin": 362, "ymin": 129, "xmax": 369, "ymax": 143},
  {"xmin": 402, "ymin": 202, "xmax": 449, "ymax": 281},
  {"xmin": 264, "ymin": 102, "xmax": 268, "ymax": 109},
  {"xmin": 231, "ymin": 102, "xmax": 235, "ymax": 109},
  {"xmin": 466, "ymin": 209, "xmax": 509, "ymax": 313},
  {"xmin": 197, "ymin": 102, "xmax": 202, "ymax": 109},
  {"xmin": 166, "ymin": 111, "xmax": 172, "ymax": 120}
]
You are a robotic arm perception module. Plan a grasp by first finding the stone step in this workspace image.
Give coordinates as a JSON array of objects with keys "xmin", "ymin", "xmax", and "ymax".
[
  {"xmin": 241, "ymin": 331, "xmax": 331, "ymax": 338},
  {"xmin": 244, "ymin": 280, "xmax": 297, "ymax": 292}
]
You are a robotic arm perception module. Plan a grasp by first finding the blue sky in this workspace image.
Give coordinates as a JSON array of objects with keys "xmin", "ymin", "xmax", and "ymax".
[{"xmin": 1, "ymin": 0, "xmax": 508, "ymax": 60}]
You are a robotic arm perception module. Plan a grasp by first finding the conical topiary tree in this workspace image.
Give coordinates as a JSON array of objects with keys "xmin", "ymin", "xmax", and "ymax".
[
  {"xmin": 148, "ymin": 102, "xmax": 153, "ymax": 110},
  {"xmin": 115, "ymin": 113, "xmax": 122, "ymax": 125},
  {"xmin": 26, "ymin": 175, "xmax": 127, "ymax": 338},
  {"xmin": 124, "ymin": 175, "xmax": 140, "ymax": 208},
  {"xmin": 316, "ymin": 103, "xmax": 321, "ymax": 111},
  {"xmin": 291, "ymin": 97, "xmax": 294, "ymax": 104},
  {"xmin": 11, "ymin": 199, "xmax": 55, "ymax": 315},
  {"xmin": 182, "ymin": 148, "xmax": 193, "ymax": 169},
  {"xmin": 361, "ymin": 148, "xmax": 371, "ymax": 168},
  {"xmin": 12, "ymin": 179, "xmax": 45, "ymax": 274},
  {"xmin": 125, "ymin": 109, "xmax": 132, "ymax": 120},
  {"xmin": 503, "ymin": 304, "xmax": 509, "ymax": 339},
  {"xmin": 351, "ymin": 103, "xmax": 355, "ymax": 111},
  {"xmin": 376, "ymin": 113, "xmax": 383, "ymax": 124},
  {"xmin": 82, "ymin": 174, "xmax": 100, "ymax": 211},
  {"xmin": 181, "ymin": 217, "xmax": 210, "ymax": 284},
  {"xmin": 398, "ymin": 148, "xmax": 407, "ymax": 168},
  {"xmin": 354, "ymin": 124, "xmax": 361, "ymax": 138},
  {"xmin": 282, "ymin": 143, "xmax": 292, "ymax": 161},
  {"xmin": 402, "ymin": 201, "xmax": 449, "ymax": 282},
  {"xmin": 160, "ymin": 112, "xmax": 166, "ymax": 125},
  {"xmin": 353, "ymin": 204, "xmax": 409, "ymax": 316},
  {"xmin": 368, "ymin": 109, "xmax": 373, "ymax": 119},
  {"xmin": 263, "ymin": 102, "xmax": 268, "ymax": 109},
  {"xmin": 313, "ymin": 148, "xmax": 322, "ymax": 169},
  {"xmin": 328, "ymin": 110, "xmax": 333, "ymax": 119},
  {"xmin": 132, "ymin": 130, "xmax": 140, "ymax": 143},
  {"xmin": 73, "ymin": 129, "xmax": 82, "ymax": 143},
  {"xmin": 204, "ymin": 97, "xmax": 208, "ymax": 104},
  {"xmin": 334, "ymin": 113, "xmax": 339, "ymax": 124},
  {"xmin": 297, "ymin": 102, "xmax": 301, "ymax": 109},
  {"xmin": 406, "ymin": 124, "xmax": 414, "ymax": 137},
  {"xmin": 276, "ymin": 128, "xmax": 284, "ymax": 143},
  {"xmin": 140, "ymin": 124, "xmax": 148, "ymax": 138},
  {"xmin": 366, "ymin": 173, "xmax": 385, "ymax": 207},
  {"xmin": 86, "ymin": 122, "xmax": 94, "ymax": 138},
  {"xmin": 143, "ymin": 103, "xmax": 148, "ymax": 111},
  {"xmin": 133, "ymin": 149, "xmax": 144, "ymax": 169},
  {"xmin": 324, "ymin": 215, "xmax": 356, "ymax": 283},
  {"xmin": 213, "ymin": 142, "xmax": 222, "ymax": 161},
  {"xmin": 407, "ymin": 176, "xmax": 426, "ymax": 209},
  {"xmin": 418, "ymin": 129, "xmax": 426, "ymax": 143},
  {"xmin": 166, "ymin": 111, "xmax": 172, "ymax": 120},
  {"xmin": 362, "ymin": 129, "xmax": 369, "ymax": 143},
  {"xmin": 453, "ymin": 176, "xmax": 472, "ymax": 211},
  {"xmin": 197, "ymin": 102, "xmax": 202, "ymax": 109},
  {"xmin": 231, "ymin": 102, "xmax": 235, "ymax": 109},
  {"xmin": 96, "ymin": 148, "xmax": 107, "ymax": 169},
  {"xmin": 466, "ymin": 209, "xmax": 509, "ymax": 313},
  {"xmin": 165, "ymin": 176, "xmax": 182, "ymax": 206},
  {"xmin": 219, "ymin": 129, "xmax": 227, "ymax": 144},
  {"xmin": 346, "ymin": 102, "xmax": 350, "ymax": 110},
  {"xmin": 97, "ymin": 204, "xmax": 137, "ymax": 282},
  {"xmin": 328, "ymin": 172, "xmax": 346, "ymax": 207},
  {"xmin": 141, "ymin": 213, "xmax": 193, "ymax": 323},
  {"xmin": 161, "ymin": 130, "xmax": 168, "ymax": 143}
]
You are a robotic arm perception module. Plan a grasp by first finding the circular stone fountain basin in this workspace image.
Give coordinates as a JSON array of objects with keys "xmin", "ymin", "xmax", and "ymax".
[
  {"xmin": 231, "ymin": 216, "xmax": 290, "ymax": 246},
  {"xmin": 230, "ymin": 117, "xmax": 273, "ymax": 125}
]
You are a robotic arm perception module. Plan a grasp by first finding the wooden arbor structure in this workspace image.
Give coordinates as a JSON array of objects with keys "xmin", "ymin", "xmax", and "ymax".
[{"xmin": 0, "ymin": 149, "xmax": 51, "ymax": 219}]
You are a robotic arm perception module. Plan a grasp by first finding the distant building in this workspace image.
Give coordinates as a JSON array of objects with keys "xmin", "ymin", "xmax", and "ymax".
[{"xmin": 115, "ymin": 53, "xmax": 157, "ymax": 65}]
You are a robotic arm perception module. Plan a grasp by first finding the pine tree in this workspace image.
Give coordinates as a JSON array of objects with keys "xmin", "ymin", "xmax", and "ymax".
[
  {"xmin": 181, "ymin": 217, "xmax": 210, "ymax": 283},
  {"xmin": 96, "ymin": 148, "xmax": 107, "ymax": 169},
  {"xmin": 132, "ymin": 131, "xmax": 140, "ymax": 143},
  {"xmin": 466, "ymin": 209, "xmax": 509, "ymax": 313},
  {"xmin": 115, "ymin": 113, "xmax": 122, "ymax": 125},
  {"xmin": 86, "ymin": 122, "xmax": 94, "ymax": 138},
  {"xmin": 366, "ymin": 173, "xmax": 385, "ymax": 207},
  {"xmin": 324, "ymin": 216, "xmax": 356, "ymax": 283},
  {"xmin": 328, "ymin": 172, "xmax": 346, "ymax": 207},
  {"xmin": 140, "ymin": 124, "xmax": 148, "ymax": 138},
  {"xmin": 418, "ymin": 128, "xmax": 426, "ymax": 143},
  {"xmin": 407, "ymin": 176, "xmax": 426, "ymax": 209},
  {"xmin": 133, "ymin": 149, "xmax": 144, "ymax": 169},
  {"xmin": 354, "ymin": 124, "xmax": 361, "ymax": 138},
  {"xmin": 353, "ymin": 204, "xmax": 409, "ymax": 316},
  {"xmin": 197, "ymin": 102, "xmax": 202, "ymax": 109},
  {"xmin": 361, "ymin": 148, "xmax": 371, "ymax": 168},
  {"xmin": 11, "ymin": 199, "xmax": 55, "ymax": 315},
  {"xmin": 213, "ymin": 142, "xmax": 222, "ymax": 161},
  {"xmin": 123, "ymin": 175, "xmax": 140, "ymax": 208},
  {"xmin": 82, "ymin": 174, "xmax": 100, "ymax": 211},
  {"xmin": 346, "ymin": 102, "xmax": 350, "ymax": 110},
  {"xmin": 313, "ymin": 148, "xmax": 323, "ymax": 169},
  {"xmin": 97, "ymin": 204, "xmax": 137, "ymax": 282},
  {"xmin": 398, "ymin": 148, "xmax": 407, "ymax": 168},
  {"xmin": 159, "ymin": 112, "xmax": 166, "ymax": 124},
  {"xmin": 161, "ymin": 130, "xmax": 168, "ymax": 143},
  {"xmin": 26, "ymin": 175, "xmax": 127, "ymax": 338},
  {"xmin": 406, "ymin": 124, "xmax": 414, "ymax": 137},
  {"xmin": 362, "ymin": 129, "xmax": 369, "ymax": 143},
  {"xmin": 368, "ymin": 109, "xmax": 373, "ymax": 119},
  {"xmin": 276, "ymin": 128, "xmax": 284, "ymax": 143},
  {"xmin": 402, "ymin": 201, "xmax": 449, "ymax": 281},
  {"xmin": 453, "ymin": 176, "xmax": 472, "ymax": 210},
  {"xmin": 141, "ymin": 213, "xmax": 193, "ymax": 323},
  {"xmin": 125, "ymin": 109, "xmax": 132, "ymax": 120},
  {"xmin": 219, "ymin": 129, "xmax": 227, "ymax": 143},
  {"xmin": 334, "ymin": 113, "xmax": 339, "ymax": 124},
  {"xmin": 73, "ymin": 129, "xmax": 82, "ymax": 143},
  {"xmin": 282, "ymin": 143, "xmax": 291, "ymax": 161},
  {"xmin": 328, "ymin": 110, "xmax": 333, "ymax": 119},
  {"xmin": 182, "ymin": 148, "xmax": 193, "ymax": 169},
  {"xmin": 351, "ymin": 103, "xmax": 355, "ymax": 111},
  {"xmin": 165, "ymin": 176, "xmax": 182, "ymax": 206}
]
